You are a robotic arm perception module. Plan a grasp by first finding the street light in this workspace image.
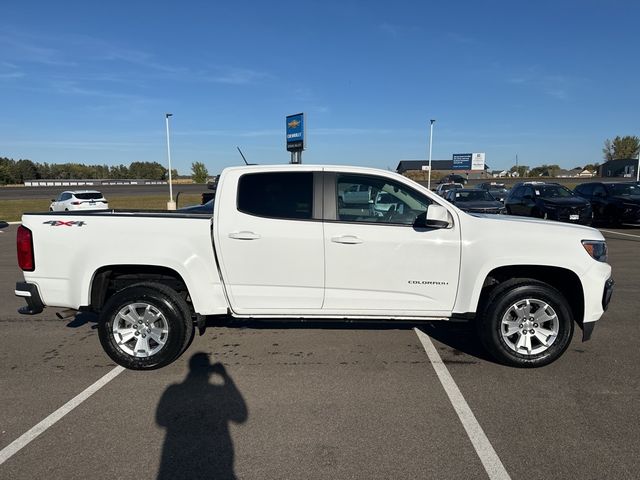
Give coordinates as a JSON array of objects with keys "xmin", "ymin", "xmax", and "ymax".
[
  {"xmin": 427, "ymin": 119, "xmax": 435, "ymax": 190},
  {"xmin": 165, "ymin": 113, "xmax": 176, "ymax": 210}
]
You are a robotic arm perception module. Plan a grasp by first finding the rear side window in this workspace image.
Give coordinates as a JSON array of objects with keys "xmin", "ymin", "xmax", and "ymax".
[{"xmin": 237, "ymin": 172, "xmax": 313, "ymax": 220}]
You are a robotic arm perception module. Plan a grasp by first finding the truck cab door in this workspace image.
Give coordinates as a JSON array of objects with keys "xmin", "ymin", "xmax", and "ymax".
[
  {"xmin": 322, "ymin": 172, "xmax": 461, "ymax": 316},
  {"xmin": 214, "ymin": 170, "xmax": 325, "ymax": 313}
]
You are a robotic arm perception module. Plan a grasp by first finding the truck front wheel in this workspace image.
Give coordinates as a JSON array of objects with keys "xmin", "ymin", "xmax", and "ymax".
[
  {"xmin": 98, "ymin": 284, "xmax": 191, "ymax": 370},
  {"xmin": 478, "ymin": 279, "xmax": 574, "ymax": 367}
]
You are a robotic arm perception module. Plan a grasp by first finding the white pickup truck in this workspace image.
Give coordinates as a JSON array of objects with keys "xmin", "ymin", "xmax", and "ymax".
[{"xmin": 15, "ymin": 164, "xmax": 614, "ymax": 370}]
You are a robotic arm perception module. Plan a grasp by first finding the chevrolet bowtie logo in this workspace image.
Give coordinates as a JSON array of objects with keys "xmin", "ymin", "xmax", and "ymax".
[{"xmin": 288, "ymin": 119, "xmax": 300, "ymax": 129}]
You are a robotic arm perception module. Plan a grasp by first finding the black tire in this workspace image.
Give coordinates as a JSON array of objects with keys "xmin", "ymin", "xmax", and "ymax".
[
  {"xmin": 98, "ymin": 284, "xmax": 192, "ymax": 370},
  {"xmin": 131, "ymin": 282, "xmax": 195, "ymax": 354},
  {"xmin": 478, "ymin": 279, "xmax": 574, "ymax": 368}
]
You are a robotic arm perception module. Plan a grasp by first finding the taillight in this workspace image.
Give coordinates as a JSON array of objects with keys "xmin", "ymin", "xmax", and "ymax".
[{"xmin": 17, "ymin": 225, "xmax": 35, "ymax": 271}]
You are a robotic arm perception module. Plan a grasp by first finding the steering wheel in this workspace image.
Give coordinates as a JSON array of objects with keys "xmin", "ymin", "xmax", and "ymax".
[{"xmin": 382, "ymin": 204, "xmax": 396, "ymax": 222}]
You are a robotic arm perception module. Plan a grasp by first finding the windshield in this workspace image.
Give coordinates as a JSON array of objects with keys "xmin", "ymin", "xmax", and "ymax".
[
  {"xmin": 535, "ymin": 185, "xmax": 574, "ymax": 198},
  {"xmin": 454, "ymin": 190, "xmax": 495, "ymax": 202},
  {"xmin": 606, "ymin": 184, "xmax": 640, "ymax": 196}
]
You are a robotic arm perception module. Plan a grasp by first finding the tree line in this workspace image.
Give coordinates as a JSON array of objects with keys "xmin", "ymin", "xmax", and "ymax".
[
  {"xmin": 0, "ymin": 158, "xmax": 174, "ymax": 185},
  {"xmin": 507, "ymin": 136, "xmax": 638, "ymax": 177}
]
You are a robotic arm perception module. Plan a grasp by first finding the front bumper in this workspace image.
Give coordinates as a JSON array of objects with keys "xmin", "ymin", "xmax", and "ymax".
[
  {"xmin": 15, "ymin": 282, "xmax": 45, "ymax": 315},
  {"xmin": 583, "ymin": 277, "xmax": 614, "ymax": 341},
  {"xmin": 602, "ymin": 278, "xmax": 614, "ymax": 311}
]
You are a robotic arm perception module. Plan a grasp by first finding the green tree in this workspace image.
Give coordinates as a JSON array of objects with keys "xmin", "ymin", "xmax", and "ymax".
[
  {"xmin": 191, "ymin": 162, "xmax": 209, "ymax": 183},
  {"xmin": 603, "ymin": 136, "xmax": 640, "ymax": 161},
  {"xmin": 14, "ymin": 159, "xmax": 39, "ymax": 182},
  {"xmin": 509, "ymin": 165, "xmax": 529, "ymax": 177},
  {"xmin": 529, "ymin": 164, "xmax": 561, "ymax": 177}
]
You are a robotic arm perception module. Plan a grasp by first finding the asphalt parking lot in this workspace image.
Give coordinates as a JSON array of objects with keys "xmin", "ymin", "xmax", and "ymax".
[{"xmin": 0, "ymin": 223, "xmax": 638, "ymax": 479}]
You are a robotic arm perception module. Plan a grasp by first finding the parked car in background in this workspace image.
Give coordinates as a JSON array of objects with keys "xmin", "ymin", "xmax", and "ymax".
[
  {"xmin": 504, "ymin": 182, "xmax": 592, "ymax": 225},
  {"xmin": 476, "ymin": 182, "xmax": 509, "ymax": 202},
  {"xmin": 439, "ymin": 174, "xmax": 467, "ymax": 185},
  {"xmin": 574, "ymin": 182, "xmax": 640, "ymax": 226},
  {"xmin": 50, "ymin": 191, "xmax": 108, "ymax": 211},
  {"xmin": 338, "ymin": 183, "xmax": 373, "ymax": 206},
  {"xmin": 435, "ymin": 182, "xmax": 463, "ymax": 197},
  {"xmin": 177, "ymin": 199, "xmax": 214, "ymax": 214},
  {"xmin": 444, "ymin": 189, "xmax": 505, "ymax": 214}
]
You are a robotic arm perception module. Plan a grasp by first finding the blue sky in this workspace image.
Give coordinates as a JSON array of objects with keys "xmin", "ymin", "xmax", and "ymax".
[{"xmin": 1, "ymin": 0, "xmax": 639, "ymax": 174}]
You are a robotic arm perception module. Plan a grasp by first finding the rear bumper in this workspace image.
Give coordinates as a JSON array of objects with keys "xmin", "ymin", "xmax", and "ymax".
[{"xmin": 15, "ymin": 282, "xmax": 45, "ymax": 315}]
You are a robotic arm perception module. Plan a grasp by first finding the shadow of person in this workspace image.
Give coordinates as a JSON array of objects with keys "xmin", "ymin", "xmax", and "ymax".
[{"xmin": 156, "ymin": 353, "xmax": 248, "ymax": 480}]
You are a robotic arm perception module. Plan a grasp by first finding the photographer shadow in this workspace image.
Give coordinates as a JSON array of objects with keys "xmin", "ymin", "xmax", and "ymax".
[{"xmin": 156, "ymin": 353, "xmax": 248, "ymax": 480}]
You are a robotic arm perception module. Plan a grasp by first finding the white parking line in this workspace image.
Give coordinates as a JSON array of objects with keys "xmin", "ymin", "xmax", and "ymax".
[
  {"xmin": 600, "ymin": 229, "xmax": 640, "ymax": 239},
  {"xmin": 414, "ymin": 328, "xmax": 511, "ymax": 480},
  {"xmin": 0, "ymin": 366, "xmax": 124, "ymax": 466}
]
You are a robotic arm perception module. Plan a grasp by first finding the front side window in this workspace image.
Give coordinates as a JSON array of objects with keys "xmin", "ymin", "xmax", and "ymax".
[
  {"xmin": 337, "ymin": 174, "xmax": 431, "ymax": 225},
  {"xmin": 523, "ymin": 186, "xmax": 535, "ymax": 199},
  {"xmin": 237, "ymin": 172, "xmax": 313, "ymax": 220},
  {"xmin": 509, "ymin": 186, "xmax": 523, "ymax": 200},
  {"xmin": 576, "ymin": 183, "xmax": 594, "ymax": 196}
]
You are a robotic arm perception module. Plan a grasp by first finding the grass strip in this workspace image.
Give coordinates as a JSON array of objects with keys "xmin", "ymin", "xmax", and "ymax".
[{"xmin": 0, "ymin": 194, "xmax": 203, "ymax": 222}]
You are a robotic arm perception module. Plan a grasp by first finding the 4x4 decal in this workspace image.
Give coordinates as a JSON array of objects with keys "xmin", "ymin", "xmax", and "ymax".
[{"xmin": 43, "ymin": 220, "xmax": 86, "ymax": 227}]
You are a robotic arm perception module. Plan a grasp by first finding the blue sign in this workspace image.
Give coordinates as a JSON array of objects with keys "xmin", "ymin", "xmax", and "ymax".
[
  {"xmin": 452, "ymin": 153, "xmax": 472, "ymax": 170},
  {"xmin": 286, "ymin": 113, "xmax": 305, "ymax": 151}
]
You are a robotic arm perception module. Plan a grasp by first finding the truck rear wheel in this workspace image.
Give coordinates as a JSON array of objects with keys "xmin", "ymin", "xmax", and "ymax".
[
  {"xmin": 478, "ymin": 279, "xmax": 574, "ymax": 367},
  {"xmin": 98, "ymin": 284, "xmax": 192, "ymax": 370}
]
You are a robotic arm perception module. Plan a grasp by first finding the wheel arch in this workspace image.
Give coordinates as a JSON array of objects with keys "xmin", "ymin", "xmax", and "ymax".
[
  {"xmin": 89, "ymin": 265, "xmax": 191, "ymax": 312},
  {"xmin": 476, "ymin": 265, "xmax": 584, "ymax": 326}
]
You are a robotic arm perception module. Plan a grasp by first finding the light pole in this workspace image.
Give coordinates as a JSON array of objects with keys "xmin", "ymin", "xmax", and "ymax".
[
  {"xmin": 165, "ymin": 113, "xmax": 176, "ymax": 210},
  {"xmin": 637, "ymin": 151, "xmax": 640, "ymax": 182},
  {"xmin": 427, "ymin": 119, "xmax": 435, "ymax": 190}
]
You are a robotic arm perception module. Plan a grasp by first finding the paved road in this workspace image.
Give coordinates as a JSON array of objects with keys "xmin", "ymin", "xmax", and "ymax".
[{"xmin": 0, "ymin": 224, "xmax": 638, "ymax": 479}]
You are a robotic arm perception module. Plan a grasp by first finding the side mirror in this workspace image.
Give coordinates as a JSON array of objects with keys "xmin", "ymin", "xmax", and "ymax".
[
  {"xmin": 0, "ymin": 221, "xmax": 8, "ymax": 229},
  {"xmin": 51, "ymin": 199, "xmax": 56, "ymax": 202},
  {"xmin": 415, "ymin": 204, "xmax": 452, "ymax": 229}
]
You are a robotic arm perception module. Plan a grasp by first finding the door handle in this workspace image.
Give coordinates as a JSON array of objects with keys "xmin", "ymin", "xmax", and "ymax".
[
  {"xmin": 228, "ymin": 231, "xmax": 261, "ymax": 240},
  {"xmin": 331, "ymin": 235, "xmax": 363, "ymax": 244}
]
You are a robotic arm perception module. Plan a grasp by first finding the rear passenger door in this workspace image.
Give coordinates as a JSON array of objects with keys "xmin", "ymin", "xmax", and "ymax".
[{"xmin": 215, "ymin": 170, "xmax": 325, "ymax": 313}]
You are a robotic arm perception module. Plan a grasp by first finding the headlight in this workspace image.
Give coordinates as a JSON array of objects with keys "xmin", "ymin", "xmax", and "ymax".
[{"xmin": 582, "ymin": 240, "xmax": 607, "ymax": 262}]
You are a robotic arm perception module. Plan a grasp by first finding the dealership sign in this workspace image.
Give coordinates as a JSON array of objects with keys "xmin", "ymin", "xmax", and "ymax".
[
  {"xmin": 453, "ymin": 152, "xmax": 485, "ymax": 171},
  {"xmin": 286, "ymin": 113, "xmax": 305, "ymax": 152},
  {"xmin": 471, "ymin": 153, "xmax": 485, "ymax": 171},
  {"xmin": 452, "ymin": 153, "xmax": 472, "ymax": 170}
]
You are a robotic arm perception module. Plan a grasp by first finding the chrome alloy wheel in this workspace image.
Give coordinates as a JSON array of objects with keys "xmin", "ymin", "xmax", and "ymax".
[
  {"xmin": 500, "ymin": 298, "xmax": 559, "ymax": 356},
  {"xmin": 112, "ymin": 302, "xmax": 169, "ymax": 357}
]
